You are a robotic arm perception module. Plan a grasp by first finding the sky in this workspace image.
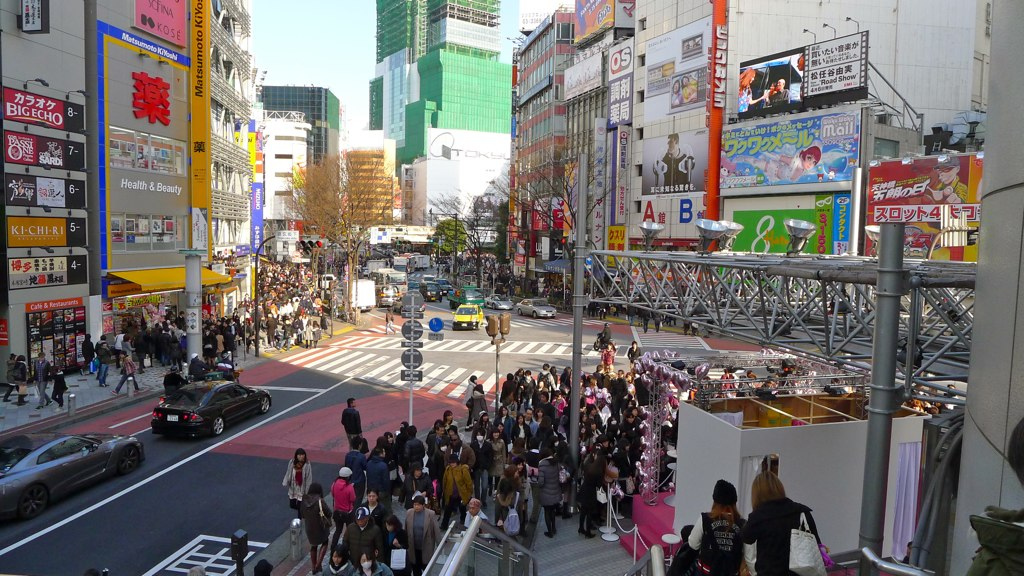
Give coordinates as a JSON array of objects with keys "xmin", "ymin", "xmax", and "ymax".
[{"xmin": 252, "ymin": 0, "xmax": 522, "ymax": 131}]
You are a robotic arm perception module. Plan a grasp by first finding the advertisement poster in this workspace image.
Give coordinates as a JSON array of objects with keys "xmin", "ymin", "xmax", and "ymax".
[
  {"xmin": 574, "ymin": 0, "xmax": 615, "ymax": 43},
  {"xmin": 645, "ymin": 17, "xmax": 711, "ymax": 122},
  {"xmin": 641, "ymin": 129, "xmax": 709, "ymax": 196},
  {"xmin": 5, "ymin": 174, "xmax": 86, "ymax": 209},
  {"xmin": 729, "ymin": 194, "xmax": 850, "ymax": 255},
  {"xmin": 738, "ymin": 49, "xmax": 804, "ymax": 119},
  {"xmin": 134, "ymin": 0, "xmax": 186, "ymax": 47},
  {"xmin": 721, "ymin": 110, "xmax": 860, "ymax": 189},
  {"xmin": 3, "ymin": 87, "xmax": 85, "ymax": 132},
  {"xmin": 564, "ymin": 53, "xmax": 603, "ymax": 100},
  {"xmin": 803, "ymin": 32, "xmax": 869, "ymax": 98},
  {"xmin": 867, "ymin": 154, "xmax": 982, "ymax": 261},
  {"xmin": 4, "ymin": 131, "xmax": 85, "ymax": 171}
]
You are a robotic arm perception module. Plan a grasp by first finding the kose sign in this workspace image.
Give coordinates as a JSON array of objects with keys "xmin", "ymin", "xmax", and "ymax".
[{"xmin": 2, "ymin": 87, "xmax": 85, "ymax": 132}]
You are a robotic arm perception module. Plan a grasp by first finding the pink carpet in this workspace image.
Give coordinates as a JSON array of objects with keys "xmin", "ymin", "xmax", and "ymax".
[{"xmin": 620, "ymin": 492, "xmax": 678, "ymax": 559}]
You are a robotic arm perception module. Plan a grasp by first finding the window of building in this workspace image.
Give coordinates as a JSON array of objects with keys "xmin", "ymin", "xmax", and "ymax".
[
  {"xmin": 638, "ymin": 89, "xmax": 645, "ymax": 103},
  {"xmin": 874, "ymin": 138, "xmax": 899, "ymax": 159},
  {"xmin": 636, "ymin": 127, "xmax": 643, "ymax": 140},
  {"xmin": 638, "ymin": 54, "xmax": 645, "ymax": 67},
  {"xmin": 108, "ymin": 127, "xmax": 185, "ymax": 175},
  {"xmin": 639, "ymin": 18, "xmax": 647, "ymax": 31},
  {"xmin": 274, "ymin": 153, "xmax": 293, "ymax": 159},
  {"xmin": 110, "ymin": 213, "xmax": 187, "ymax": 252}
]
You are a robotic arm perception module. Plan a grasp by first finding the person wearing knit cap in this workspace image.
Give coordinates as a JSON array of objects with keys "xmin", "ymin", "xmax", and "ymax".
[{"xmin": 684, "ymin": 479, "xmax": 745, "ymax": 575}]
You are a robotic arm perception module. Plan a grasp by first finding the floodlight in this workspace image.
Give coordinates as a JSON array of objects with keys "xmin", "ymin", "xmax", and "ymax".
[
  {"xmin": 783, "ymin": 219, "xmax": 816, "ymax": 256},
  {"xmin": 639, "ymin": 221, "xmax": 665, "ymax": 251},
  {"xmin": 695, "ymin": 219, "xmax": 728, "ymax": 253},
  {"xmin": 716, "ymin": 220, "xmax": 745, "ymax": 251}
]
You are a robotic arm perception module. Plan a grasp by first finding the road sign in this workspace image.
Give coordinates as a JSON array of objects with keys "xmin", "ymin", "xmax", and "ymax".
[
  {"xmin": 585, "ymin": 256, "xmax": 593, "ymax": 268},
  {"xmin": 401, "ymin": 310, "xmax": 425, "ymax": 319},
  {"xmin": 428, "ymin": 317, "xmax": 444, "ymax": 333},
  {"xmin": 401, "ymin": 369, "xmax": 423, "ymax": 381},
  {"xmin": 401, "ymin": 320, "xmax": 423, "ymax": 340},
  {"xmin": 401, "ymin": 348, "xmax": 423, "ymax": 369},
  {"xmin": 402, "ymin": 292, "xmax": 424, "ymax": 307},
  {"xmin": 400, "ymin": 340, "xmax": 425, "ymax": 348},
  {"xmin": 428, "ymin": 332, "xmax": 445, "ymax": 341}
]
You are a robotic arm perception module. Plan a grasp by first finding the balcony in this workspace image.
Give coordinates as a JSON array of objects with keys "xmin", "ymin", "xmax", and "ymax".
[
  {"xmin": 211, "ymin": 71, "xmax": 250, "ymax": 119},
  {"xmin": 210, "ymin": 132, "xmax": 251, "ymax": 173},
  {"xmin": 211, "ymin": 21, "xmax": 251, "ymax": 79},
  {"xmin": 211, "ymin": 187, "xmax": 249, "ymax": 221}
]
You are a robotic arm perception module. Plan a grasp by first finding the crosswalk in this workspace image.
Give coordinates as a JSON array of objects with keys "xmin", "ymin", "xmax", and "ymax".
[
  {"xmin": 362, "ymin": 315, "xmax": 607, "ymax": 333},
  {"xmin": 273, "ymin": 334, "xmax": 622, "ymax": 400},
  {"xmin": 631, "ymin": 326, "xmax": 710, "ymax": 351}
]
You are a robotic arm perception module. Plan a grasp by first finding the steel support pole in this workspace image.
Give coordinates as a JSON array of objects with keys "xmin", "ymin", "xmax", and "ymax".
[
  {"xmin": 569, "ymin": 157, "xmax": 588, "ymax": 476},
  {"xmin": 84, "ymin": 0, "xmax": 100, "ymax": 297},
  {"xmin": 951, "ymin": 1, "xmax": 1024, "ymax": 571},
  {"xmin": 858, "ymin": 222, "xmax": 906, "ymax": 575}
]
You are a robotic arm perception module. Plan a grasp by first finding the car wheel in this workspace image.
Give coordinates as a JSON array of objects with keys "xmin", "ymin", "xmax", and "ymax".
[
  {"xmin": 17, "ymin": 484, "xmax": 48, "ymax": 519},
  {"xmin": 212, "ymin": 415, "xmax": 226, "ymax": 436},
  {"xmin": 116, "ymin": 445, "xmax": 141, "ymax": 475},
  {"xmin": 532, "ymin": 311, "xmax": 539, "ymax": 318},
  {"xmin": 259, "ymin": 396, "xmax": 271, "ymax": 414}
]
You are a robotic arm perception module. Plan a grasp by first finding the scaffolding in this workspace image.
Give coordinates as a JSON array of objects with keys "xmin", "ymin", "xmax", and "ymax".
[{"xmin": 589, "ymin": 250, "xmax": 975, "ymax": 406}]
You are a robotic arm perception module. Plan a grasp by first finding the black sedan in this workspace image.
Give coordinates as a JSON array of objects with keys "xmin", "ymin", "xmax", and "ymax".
[
  {"xmin": 0, "ymin": 433, "xmax": 145, "ymax": 519},
  {"xmin": 151, "ymin": 381, "xmax": 272, "ymax": 438},
  {"xmin": 420, "ymin": 282, "xmax": 444, "ymax": 302}
]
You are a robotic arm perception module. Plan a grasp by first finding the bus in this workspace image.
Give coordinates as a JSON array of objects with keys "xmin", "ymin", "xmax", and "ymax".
[{"xmin": 370, "ymin": 268, "xmax": 409, "ymax": 295}]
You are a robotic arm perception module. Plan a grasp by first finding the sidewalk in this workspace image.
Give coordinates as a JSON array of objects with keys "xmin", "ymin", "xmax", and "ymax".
[{"xmin": 0, "ymin": 322, "xmax": 360, "ymax": 439}]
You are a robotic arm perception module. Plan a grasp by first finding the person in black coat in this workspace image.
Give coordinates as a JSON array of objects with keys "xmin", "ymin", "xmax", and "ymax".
[
  {"xmin": 741, "ymin": 471, "xmax": 822, "ymax": 576},
  {"xmin": 82, "ymin": 334, "xmax": 96, "ymax": 375},
  {"xmin": 383, "ymin": 514, "xmax": 410, "ymax": 576}
]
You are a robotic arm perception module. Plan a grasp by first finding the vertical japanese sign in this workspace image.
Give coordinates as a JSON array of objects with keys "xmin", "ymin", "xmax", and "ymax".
[
  {"xmin": 189, "ymin": 0, "xmax": 210, "ymax": 255},
  {"xmin": 706, "ymin": 0, "xmax": 728, "ymax": 220},
  {"xmin": 611, "ymin": 126, "xmax": 631, "ymax": 225},
  {"xmin": 607, "ymin": 39, "xmax": 633, "ymax": 128},
  {"xmin": 592, "ymin": 119, "xmax": 607, "ymax": 248}
]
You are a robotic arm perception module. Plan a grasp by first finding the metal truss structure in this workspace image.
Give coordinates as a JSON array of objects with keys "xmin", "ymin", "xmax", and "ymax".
[{"xmin": 589, "ymin": 250, "xmax": 976, "ymax": 406}]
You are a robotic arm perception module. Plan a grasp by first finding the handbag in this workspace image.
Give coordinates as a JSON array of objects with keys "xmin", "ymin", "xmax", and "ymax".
[
  {"xmin": 318, "ymin": 500, "xmax": 334, "ymax": 531},
  {"xmin": 596, "ymin": 486, "xmax": 608, "ymax": 504},
  {"xmin": 625, "ymin": 475, "xmax": 636, "ymax": 495},
  {"xmin": 17, "ymin": 383, "xmax": 27, "ymax": 395},
  {"xmin": 789, "ymin": 512, "xmax": 826, "ymax": 576},
  {"xmin": 289, "ymin": 498, "xmax": 300, "ymax": 510},
  {"xmin": 391, "ymin": 548, "xmax": 407, "ymax": 570}
]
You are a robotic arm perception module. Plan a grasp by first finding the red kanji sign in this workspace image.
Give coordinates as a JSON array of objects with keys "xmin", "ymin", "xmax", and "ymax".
[{"xmin": 131, "ymin": 71, "xmax": 171, "ymax": 126}]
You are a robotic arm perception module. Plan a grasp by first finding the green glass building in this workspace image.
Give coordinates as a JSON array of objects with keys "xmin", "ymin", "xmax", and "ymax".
[
  {"xmin": 261, "ymin": 86, "xmax": 341, "ymax": 165},
  {"xmin": 371, "ymin": 0, "xmax": 512, "ymax": 166}
]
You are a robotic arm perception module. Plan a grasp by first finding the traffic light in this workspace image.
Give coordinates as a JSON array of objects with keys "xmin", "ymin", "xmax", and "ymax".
[
  {"xmin": 499, "ymin": 312, "xmax": 511, "ymax": 335},
  {"xmin": 485, "ymin": 315, "xmax": 498, "ymax": 338},
  {"xmin": 299, "ymin": 238, "xmax": 324, "ymax": 255}
]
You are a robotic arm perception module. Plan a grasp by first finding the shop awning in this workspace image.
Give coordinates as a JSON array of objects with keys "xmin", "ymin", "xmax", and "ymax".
[
  {"xmin": 108, "ymin": 267, "xmax": 233, "ymax": 293},
  {"xmin": 543, "ymin": 259, "xmax": 571, "ymax": 273}
]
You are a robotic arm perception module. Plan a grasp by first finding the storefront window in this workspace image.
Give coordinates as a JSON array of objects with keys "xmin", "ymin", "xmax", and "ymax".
[
  {"xmin": 109, "ymin": 126, "xmax": 185, "ymax": 176},
  {"xmin": 27, "ymin": 306, "xmax": 87, "ymax": 370},
  {"xmin": 110, "ymin": 213, "xmax": 187, "ymax": 252}
]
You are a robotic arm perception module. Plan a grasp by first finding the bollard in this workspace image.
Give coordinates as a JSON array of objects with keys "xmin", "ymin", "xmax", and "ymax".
[
  {"xmin": 67, "ymin": 393, "xmax": 77, "ymax": 417},
  {"xmin": 127, "ymin": 376, "xmax": 135, "ymax": 398},
  {"xmin": 290, "ymin": 518, "xmax": 303, "ymax": 562}
]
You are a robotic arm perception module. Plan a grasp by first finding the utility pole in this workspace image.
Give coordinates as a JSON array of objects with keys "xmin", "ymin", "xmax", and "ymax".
[
  {"xmin": 569, "ymin": 157, "xmax": 588, "ymax": 481},
  {"xmin": 84, "ymin": 0, "xmax": 102, "ymax": 334}
]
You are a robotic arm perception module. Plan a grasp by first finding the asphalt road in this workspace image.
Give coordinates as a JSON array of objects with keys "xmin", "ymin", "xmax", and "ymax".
[{"xmin": 0, "ymin": 297, "xmax": 636, "ymax": 575}]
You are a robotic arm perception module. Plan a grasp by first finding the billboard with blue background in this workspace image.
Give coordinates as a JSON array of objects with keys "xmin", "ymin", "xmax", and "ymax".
[{"xmin": 720, "ymin": 110, "xmax": 860, "ymax": 190}]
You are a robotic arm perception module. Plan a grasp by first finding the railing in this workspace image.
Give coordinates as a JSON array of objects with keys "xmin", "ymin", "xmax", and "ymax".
[
  {"xmin": 622, "ymin": 544, "xmax": 666, "ymax": 576},
  {"xmin": 430, "ymin": 516, "xmax": 539, "ymax": 576},
  {"xmin": 422, "ymin": 520, "xmax": 460, "ymax": 574},
  {"xmin": 861, "ymin": 547, "xmax": 935, "ymax": 576}
]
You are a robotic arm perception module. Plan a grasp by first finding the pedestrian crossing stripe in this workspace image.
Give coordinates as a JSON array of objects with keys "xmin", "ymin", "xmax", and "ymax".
[
  {"xmin": 359, "ymin": 316, "xmax": 607, "ymax": 334},
  {"xmin": 317, "ymin": 334, "xmax": 624, "ymax": 358}
]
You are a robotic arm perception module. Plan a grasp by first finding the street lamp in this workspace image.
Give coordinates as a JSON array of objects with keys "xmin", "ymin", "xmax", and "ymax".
[
  {"xmin": 822, "ymin": 23, "xmax": 838, "ymax": 39},
  {"xmin": 802, "ymin": 29, "xmax": 817, "ymax": 42},
  {"xmin": 253, "ymin": 234, "xmax": 276, "ymax": 357},
  {"xmin": 845, "ymin": 16, "xmax": 861, "ymax": 32}
]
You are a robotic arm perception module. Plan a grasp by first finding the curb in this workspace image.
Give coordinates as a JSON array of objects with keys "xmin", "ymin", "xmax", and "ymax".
[{"xmin": 257, "ymin": 323, "xmax": 360, "ymax": 359}]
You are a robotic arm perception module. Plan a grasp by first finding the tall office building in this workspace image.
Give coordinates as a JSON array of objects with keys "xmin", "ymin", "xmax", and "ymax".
[
  {"xmin": 371, "ymin": 0, "xmax": 512, "ymax": 176},
  {"xmin": 260, "ymin": 86, "xmax": 341, "ymax": 165}
]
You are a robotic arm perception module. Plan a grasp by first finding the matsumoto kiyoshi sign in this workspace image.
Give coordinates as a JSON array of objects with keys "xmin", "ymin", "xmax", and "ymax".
[{"xmin": 2, "ymin": 87, "xmax": 84, "ymax": 132}]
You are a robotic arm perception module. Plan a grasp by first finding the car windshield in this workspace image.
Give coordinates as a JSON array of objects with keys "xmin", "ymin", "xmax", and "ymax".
[
  {"xmin": 531, "ymin": 299, "xmax": 550, "ymax": 306},
  {"xmin": 424, "ymin": 283, "xmax": 439, "ymax": 291},
  {"xmin": 456, "ymin": 307, "xmax": 478, "ymax": 315},
  {"xmin": 0, "ymin": 445, "xmax": 32, "ymax": 471},
  {"xmin": 465, "ymin": 290, "xmax": 483, "ymax": 299}
]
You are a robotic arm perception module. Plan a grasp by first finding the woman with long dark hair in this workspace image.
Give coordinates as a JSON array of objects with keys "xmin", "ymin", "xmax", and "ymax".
[
  {"xmin": 283, "ymin": 447, "xmax": 312, "ymax": 519},
  {"xmin": 686, "ymin": 480, "xmax": 745, "ymax": 575}
]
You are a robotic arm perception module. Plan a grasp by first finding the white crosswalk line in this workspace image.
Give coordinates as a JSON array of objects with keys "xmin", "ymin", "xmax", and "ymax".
[
  {"xmin": 285, "ymin": 347, "xmax": 326, "ymax": 362},
  {"xmin": 431, "ymin": 367, "xmax": 467, "ymax": 394},
  {"xmin": 478, "ymin": 371, "xmax": 495, "ymax": 394},
  {"xmin": 304, "ymin": 349, "xmax": 348, "ymax": 368},
  {"xmin": 343, "ymin": 336, "xmax": 381, "ymax": 348},
  {"xmin": 290, "ymin": 348, "xmax": 335, "ymax": 366},
  {"xmin": 534, "ymin": 342, "xmax": 560, "ymax": 355},
  {"xmin": 362, "ymin": 358, "xmax": 402, "ymax": 381},
  {"xmin": 320, "ymin": 350, "xmax": 373, "ymax": 373},
  {"xmin": 418, "ymin": 364, "xmax": 447, "ymax": 390},
  {"xmin": 330, "ymin": 352, "xmax": 379, "ymax": 375},
  {"xmin": 313, "ymin": 350, "xmax": 355, "ymax": 372}
]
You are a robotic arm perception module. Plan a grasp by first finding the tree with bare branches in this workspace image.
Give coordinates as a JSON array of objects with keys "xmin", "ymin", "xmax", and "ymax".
[
  {"xmin": 289, "ymin": 152, "xmax": 395, "ymax": 322},
  {"xmin": 431, "ymin": 192, "xmax": 499, "ymax": 289}
]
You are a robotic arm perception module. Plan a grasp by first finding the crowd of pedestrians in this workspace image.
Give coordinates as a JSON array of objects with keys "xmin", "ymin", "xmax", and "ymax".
[{"xmin": 255, "ymin": 260, "xmax": 331, "ymax": 351}]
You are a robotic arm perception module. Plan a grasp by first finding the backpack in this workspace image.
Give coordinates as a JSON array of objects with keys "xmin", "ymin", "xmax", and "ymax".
[{"xmin": 504, "ymin": 493, "xmax": 521, "ymax": 536}]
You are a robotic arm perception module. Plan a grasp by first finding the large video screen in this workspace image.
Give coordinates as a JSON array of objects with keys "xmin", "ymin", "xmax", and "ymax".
[{"xmin": 738, "ymin": 48, "xmax": 804, "ymax": 119}]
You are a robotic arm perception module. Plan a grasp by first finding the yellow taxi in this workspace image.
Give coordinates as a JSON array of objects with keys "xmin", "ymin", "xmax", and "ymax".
[{"xmin": 452, "ymin": 304, "xmax": 484, "ymax": 330}]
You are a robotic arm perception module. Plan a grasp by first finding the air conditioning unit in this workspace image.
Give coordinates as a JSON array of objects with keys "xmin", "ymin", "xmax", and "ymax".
[{"xmin": 875, "ymin": 113, "xmax": 893, "ymax": 125}]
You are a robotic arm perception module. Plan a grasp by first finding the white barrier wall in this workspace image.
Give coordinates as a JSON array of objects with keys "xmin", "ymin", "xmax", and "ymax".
[{"xmin": 673, "ymin": 402, "xmax": 925, "ymax": 555}]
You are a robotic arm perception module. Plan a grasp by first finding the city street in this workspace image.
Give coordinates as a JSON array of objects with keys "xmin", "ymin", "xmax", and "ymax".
[{"xmin": 0, "ymin": 303, "xmax": 641, "ymax": 575}]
